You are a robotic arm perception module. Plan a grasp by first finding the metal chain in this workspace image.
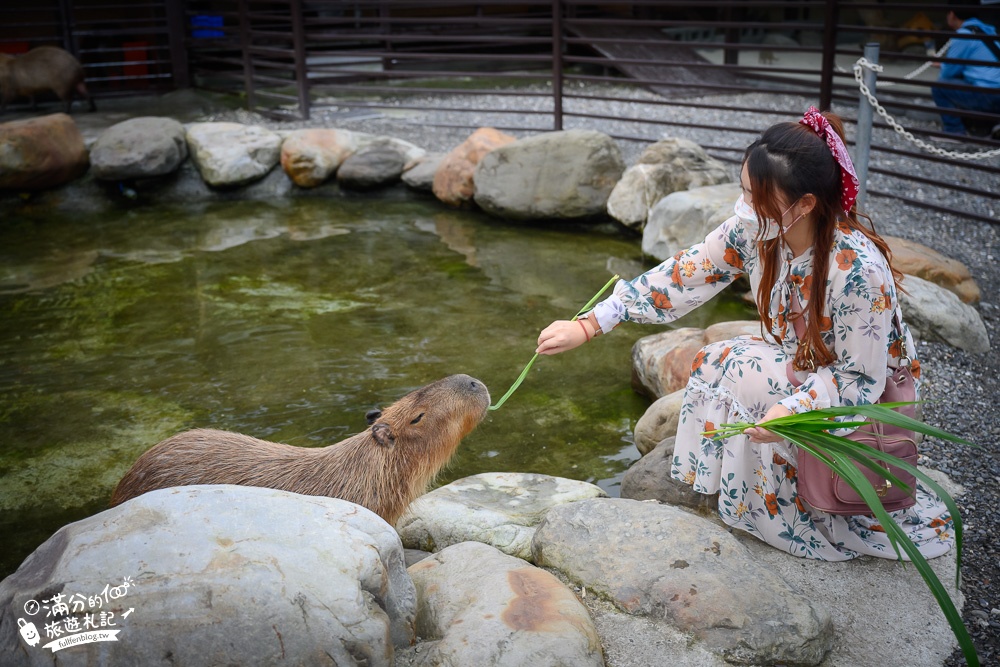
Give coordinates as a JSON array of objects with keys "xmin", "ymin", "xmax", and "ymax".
[
  {"xmin": 835, "ymin": 41, "xmax": 950, "ymax": 82},
  {"xmin": 881, "ymin": 40, "xmax": 951, "ymax": 85},
  {"xmin": 853, "ymin": 57, "xmax": 1000, "ymax": 161}
]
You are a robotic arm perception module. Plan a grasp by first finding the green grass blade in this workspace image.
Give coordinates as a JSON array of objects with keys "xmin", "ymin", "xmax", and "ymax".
[
  {"xmin": 573, "ymin": 274, "xmax": 620, "ymax": 319},
  {"xmin": 489, "ymin": 274, "xmax": 619, "ymax": 411},
  {"xmin": 795, "ymin": 404, "xmax": 977, "ymax": 447},
  {"xmin": 775, "ymin": 420, "xmax": 870, "ymax": 432},
  {"xmin": 799, "ymin": 429, "xmax": 964, "ymax": 578},
  {"xmin": 785, "ymin": 428, "xmax": 916, "ymax": 496},
  {"xmin": 752, "ymin": 407, "xmax": 970, "ymax": 580},
  {"xmin": 771, "ymin": 428, "xmax": 903, "ymax": 556},
  {"xmin": 487, "ymin": 353, "xmax": 539, "ymax": 411},
  {"xmin": 770, "ymin": 426, "xmax": 964, "ymax": 581},
  {"xmin": 772, "ymin": 427, "xmax": 978, "ymax": 666}
]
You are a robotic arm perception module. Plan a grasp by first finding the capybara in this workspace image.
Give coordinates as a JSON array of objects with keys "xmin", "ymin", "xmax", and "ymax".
[
  {"xmin": 110, "ymin": 374, "xmax": 490, "ymax": 524},
  {"xmin": 0, "ymin": 46, "xmax": 95, "ymax": 113}
]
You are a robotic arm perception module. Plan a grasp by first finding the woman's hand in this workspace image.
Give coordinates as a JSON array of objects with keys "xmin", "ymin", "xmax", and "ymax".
[
  {"xmin": 745, "ymin": 403, "xmax": 793, "ymax": 443},
  {"xmin": 536, "ymin": 319, "xmax": 593, "ymax": 355}
]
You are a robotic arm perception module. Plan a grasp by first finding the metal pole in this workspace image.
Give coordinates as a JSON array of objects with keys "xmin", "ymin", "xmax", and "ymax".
[
  {"xmin": 291, "ymin": 0, "xmax": 310, "ymax": 119},
  {"xmin": 855, "ymin": 42, "xmax": 879, "ymax": 213},
  {"xmin": 57, "ymin": 0, "xmax": 78, "ymax": 56},
  {"xmin": 723, "ymin": 4, "xmax": 739, "ymax": 66},
  {"xmin": 819, "ymin": 0, "xmax": 839, "ymax": 111},
  {"xmin": 552, "ymin": 0, "xmax": 563, "ymax": 131},
  {"xmin": 238, "ymin": 0, "xmax": 255, "ymax": 112},
  {"xmin": 165, "ymin": 0, "xmax": 190, "ymax": 89}
]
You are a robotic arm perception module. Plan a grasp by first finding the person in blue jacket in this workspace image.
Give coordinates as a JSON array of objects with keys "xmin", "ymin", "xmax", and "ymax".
[{"xmin": 931, "ymin": 0, "xmax": 1000, "ymax": 136}]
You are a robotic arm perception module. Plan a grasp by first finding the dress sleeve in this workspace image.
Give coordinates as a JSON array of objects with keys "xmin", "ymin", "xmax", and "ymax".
[
  {"xmin": 591, "ymin": 216, "xmax": 748, "ymax": 332},
  {"xmin": 777, "ymin": 255, "xmax": 895, "ymax": 414}
]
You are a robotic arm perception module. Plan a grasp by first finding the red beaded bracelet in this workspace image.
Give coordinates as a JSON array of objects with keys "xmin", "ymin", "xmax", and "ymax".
[{"xmin": 577, "ymin": 319, "xmax": 591, "ymax": 342}]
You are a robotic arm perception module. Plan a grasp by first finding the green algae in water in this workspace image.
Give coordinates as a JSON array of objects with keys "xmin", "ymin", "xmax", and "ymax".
[
  {"xmin": 204, "ymin": 275, "xmax": 367, "ymax": 319},
  {"xmin": 0, "ymin": 197, "xmax": 757, "ymax": 578},
  {"xmin": 0, "ymin": 390, "xmax": 194, "ymax": 511}
]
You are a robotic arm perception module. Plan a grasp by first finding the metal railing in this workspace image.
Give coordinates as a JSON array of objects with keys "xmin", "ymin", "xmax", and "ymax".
[
  {"xmin": 3, "ymin": 1, "xmax": 997, "ymax": 222},
  {"xmin": 180, "ymin": 0, "xmax": 1000, "ymax": 222}
]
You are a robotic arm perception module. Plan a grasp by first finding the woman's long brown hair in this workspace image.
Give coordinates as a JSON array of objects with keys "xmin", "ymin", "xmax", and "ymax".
[{"xmin": 745, "ymin": 111, "xmax": 902, "ymax": 370}]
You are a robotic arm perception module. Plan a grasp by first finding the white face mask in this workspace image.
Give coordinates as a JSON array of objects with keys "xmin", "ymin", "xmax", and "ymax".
[{"xmin": 733, "ymin": 194, "xmax": 804, "ymax": 240}]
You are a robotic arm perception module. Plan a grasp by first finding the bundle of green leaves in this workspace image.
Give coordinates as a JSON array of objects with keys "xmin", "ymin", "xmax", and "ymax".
[{"xmin": 704, "ymin": 403, "xmax": 979, "ymax": 667}]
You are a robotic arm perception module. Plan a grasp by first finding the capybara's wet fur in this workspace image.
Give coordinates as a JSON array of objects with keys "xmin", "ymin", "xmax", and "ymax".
[
  {"xmin": 0, "ymin": 46, "xmax": 95, "ymax": 113},
  {"xmin": 110, "ymin": 374, "xmax": 490, "ymax": 524}
]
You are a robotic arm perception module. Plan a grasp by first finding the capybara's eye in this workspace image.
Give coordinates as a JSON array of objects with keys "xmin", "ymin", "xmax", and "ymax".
[{"xmin": 410, "ymin": 413, "xmax": 425, "ymax": 425}]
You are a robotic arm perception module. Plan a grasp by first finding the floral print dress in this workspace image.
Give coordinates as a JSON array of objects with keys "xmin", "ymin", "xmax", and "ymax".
[{"xmin": 591, "ymin": 215, "xmax": 954, "ymax": 561}]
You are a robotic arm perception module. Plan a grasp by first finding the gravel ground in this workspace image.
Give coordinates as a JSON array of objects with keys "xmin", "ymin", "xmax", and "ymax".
[{"xmin": 214, "ymin": 84, "xmax": 998, "ymax": 664}]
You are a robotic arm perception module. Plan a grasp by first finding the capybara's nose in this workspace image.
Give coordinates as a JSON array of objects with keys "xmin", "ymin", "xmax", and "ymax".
[{"xmin": 452, "ymin": 374, "xmax": 490, "ymax": 402}]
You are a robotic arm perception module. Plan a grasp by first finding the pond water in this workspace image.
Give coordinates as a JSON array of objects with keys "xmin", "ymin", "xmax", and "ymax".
[{"xmin": 0, "ymin": 196, "xmax": 755, "ymax": 578}]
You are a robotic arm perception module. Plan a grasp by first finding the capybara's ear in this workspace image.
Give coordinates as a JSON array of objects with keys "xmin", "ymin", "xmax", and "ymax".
[
  {"xmin": 366, "ymin": 409, "xmax": 382, "ymax": 425},
  {"xmin": 372, "ymin": 422, "xmax": 395, "ymax": 447}
]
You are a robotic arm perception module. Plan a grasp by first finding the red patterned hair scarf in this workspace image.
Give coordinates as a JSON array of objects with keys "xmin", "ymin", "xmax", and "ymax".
[{"xmin": 799, "ymin": 106, "xmax": 860, "ymax": 215}]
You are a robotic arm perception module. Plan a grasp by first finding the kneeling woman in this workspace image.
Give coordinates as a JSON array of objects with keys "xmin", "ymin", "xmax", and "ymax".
[{"xmin": 536, "ymin": 108, "xmax": 953, "ymax": 561}]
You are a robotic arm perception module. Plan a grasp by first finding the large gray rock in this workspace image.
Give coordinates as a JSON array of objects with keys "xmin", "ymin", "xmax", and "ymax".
[
  {"xmin": 607, "ymin": 138, "xmax": 731, "ymax": 230},
  {"xmin": 354, "ymin": 134, "xmax": 426, "ymax": 166},
  {"xmin": 473, "ymin": 129, "xmax": 625, "ymax": 220},
  {"xmin": 735, "ymin": 528, "xmax": 962, "ymax": 667},
  {"xmin": 899, "ymin": 274, "xmax": 990, "ymax": 353},
  {"xmin": 401, "ymin": 152, "xmax": 445, "ymax": 191},
  {"xmin": 605, "ymin": 164, "xmax": 663, "ymax": 229},
  {"xmin": 620, "ymin": 436, "xmax": 721, "ymax": 513},
  {"xmin": 531, "ymin": 498, "xmax": 833, "ymax": 665},
  {"xmin": 185, "ymin": 122, "xmax": 282, "ymax": 187},
  {"xmin": 642, "ymin": 182, "xmax": 740, "ymax": 260},
  {"xmin": 337, "ymin": 139, "xmax": 413, "ymax": 189},
  {"xmin": 0, "ymin": 113, "xmax": 88, "ymax": 191},
  {"xmin": 89, "ymin": 117, "xmax": 188, "ymax": 181},
  {"xmin": 399, "ymin": 542, "xmax": 603, "ymax": 667},
  {"xmin": 631, "ymin": 321, "xmax": 762, "ymax": 399},
  {"xmin": 280, "ymin": 127, "xmax": 358, "ymax": 187},
  {"xmin": 886, "ymin": 236, "xmax": 980, "ymax": 304},
  {"xmin": 0, "ymin": 485, "xmax": 416, "ymax": 666},
  {"xmin": 397, "ymin": 472, "xmax": 606, "ymax": 561},
  {"xmin": 578, "ymin": 593, "xmax": 728, "ymax": 667},
  {"xmin": 632, "ymin": 389, "xmax": 685, "ymax": 455}
]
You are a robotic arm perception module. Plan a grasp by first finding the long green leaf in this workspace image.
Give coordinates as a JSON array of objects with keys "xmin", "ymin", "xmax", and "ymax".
[
  {"xmin": 755, "ymin": 410, "xmax": 969, "ymax": 579},
  {"xmin": 796, "ymin": 427, "xmax": 916, "ymax": 496},
  {"xmin": 771, "ymin": 428, "xmax": 905, "ymax": 559},
  {"xmin": 795, "ymin": 428, "xmax": 964, "ymax": 576},
  {"xmin": 488, "ymin": 274, "xmax": 619, "ymax": 411},
  {"xmin": 774, "ymin": 427, "xmax": 978, "ymax": 666},
  {"xmin": 796, "ymin": 403, "xmax": 977, "ymax": 447},
  {"xmin": 790, "ymin": 429, "xmax": 917, "ymax": 496},
  {"xmin": 773, "ymin": 419, "xmax": 870, "ymax": 432}
]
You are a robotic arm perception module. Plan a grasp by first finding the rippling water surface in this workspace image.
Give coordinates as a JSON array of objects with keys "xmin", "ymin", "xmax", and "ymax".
[{"xmin": 0, "ymin": 197, "xmax": 755, "ymax": 577}]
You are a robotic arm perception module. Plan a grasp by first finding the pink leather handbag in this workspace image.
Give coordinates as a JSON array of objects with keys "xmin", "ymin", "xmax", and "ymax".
[{"xmin": 786, "ymin": 292, "xmax": 918, "ymax": 516}]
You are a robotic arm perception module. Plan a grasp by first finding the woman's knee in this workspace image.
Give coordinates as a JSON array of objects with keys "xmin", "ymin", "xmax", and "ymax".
[{"xmin": 689, "ymin": 340, "xmax": 733, "ymax": 376}]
